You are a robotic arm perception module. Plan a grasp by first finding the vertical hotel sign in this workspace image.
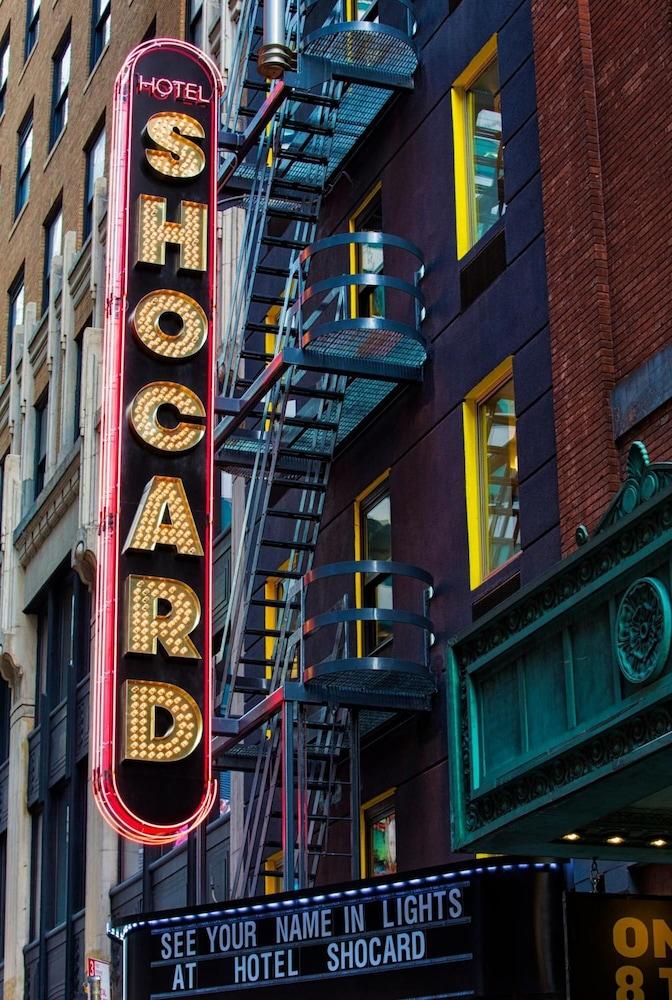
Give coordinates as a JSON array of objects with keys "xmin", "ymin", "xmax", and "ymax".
[{"xmin": 92, "ymin": 40, "xmax": 223, "ymax": 843}]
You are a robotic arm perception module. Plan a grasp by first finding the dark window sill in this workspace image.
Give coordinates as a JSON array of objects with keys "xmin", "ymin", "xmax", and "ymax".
[
  {"xmin": 471, "ymin": 552, "xmax": 521, "ymax": 621},
  {"xmin": 460, "ymin": 221, "xmax": 506, "ymax": 310}
]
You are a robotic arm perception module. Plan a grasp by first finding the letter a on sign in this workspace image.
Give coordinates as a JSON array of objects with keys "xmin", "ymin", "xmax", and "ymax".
[{"xmin": 92, "ymin": 40, "xmax": 223, "ymax": 845}]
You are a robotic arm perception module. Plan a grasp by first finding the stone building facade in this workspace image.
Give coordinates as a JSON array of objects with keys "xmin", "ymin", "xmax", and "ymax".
[{"xmin": 0, "ymin": 1, "xmax": 237, "ymax": 997}]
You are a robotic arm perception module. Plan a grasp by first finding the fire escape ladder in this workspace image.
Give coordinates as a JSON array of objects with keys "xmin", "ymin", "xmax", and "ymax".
[{"xmin": 214, "ymin": 0, "xmax": 430, "ymax": 896}]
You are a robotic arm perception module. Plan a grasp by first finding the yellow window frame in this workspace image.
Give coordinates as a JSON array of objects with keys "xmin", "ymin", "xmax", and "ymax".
[
  {"xmin": 353, "ymin": 469, "xmax": 391, "ymax": 656},
  {"xmin": 360, "ymin": 787, "xmax": 396, "ymax": 877},
  {"xmin": 348, "ymin": 180, "xmax": 383, "ymax": 319},
  {"xmin": 264, "ymin": 849, "xmax": 283, "ymax": 895},
  {"xmin": 451, "ymin": 34, "xmax": 498, "ymax": 259},
  {"xmin": 264, "ymin": 558, "xmax": 299, "ymax": 681},
  {"xmin": 462, "ymin": 356, "xmax": 514, "ymax": 591}
]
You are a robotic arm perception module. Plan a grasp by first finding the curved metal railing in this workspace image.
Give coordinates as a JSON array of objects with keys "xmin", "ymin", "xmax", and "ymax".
[
  {"xmin": 302, "ymin": 0, "xmax": 418, "ymax": 82},
  {"xmin": 298, "ymin": 559, "xmax": 435, "ymax": 697},
  {"xmin": 289, "ymin": 230, "xmax": 426, "ymax": 371}
]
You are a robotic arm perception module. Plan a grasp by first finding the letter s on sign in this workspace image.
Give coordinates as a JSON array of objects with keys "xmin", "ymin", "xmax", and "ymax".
[{"xmin": 144, "ymin": 111, "xmax": 206, "ymax": 179}]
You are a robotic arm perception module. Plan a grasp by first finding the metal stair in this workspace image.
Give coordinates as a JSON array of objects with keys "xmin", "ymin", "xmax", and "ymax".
[{"xmin": 214, "ymin": 0, "xmax": 429, "ymax": 897}]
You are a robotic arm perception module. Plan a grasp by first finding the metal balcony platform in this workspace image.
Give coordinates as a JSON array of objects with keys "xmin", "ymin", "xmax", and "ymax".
[{"xmin": 300, "ymin": 559, "xmax": 435, "ymax": 704}]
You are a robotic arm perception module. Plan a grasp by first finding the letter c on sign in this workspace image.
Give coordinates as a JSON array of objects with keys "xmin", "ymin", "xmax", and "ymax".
[
  {"xmin": 129, "ymin": 381, "xmax": 205, "ymax": 453},
  {"xmin": 613, "ymin": 917, "xmax": 649, "ymax": 959}
]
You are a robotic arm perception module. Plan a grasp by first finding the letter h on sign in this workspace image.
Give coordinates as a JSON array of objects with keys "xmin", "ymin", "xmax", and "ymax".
[{"xmin": 92, "ymin": 39, "xmax": 224, "ymax": 845}]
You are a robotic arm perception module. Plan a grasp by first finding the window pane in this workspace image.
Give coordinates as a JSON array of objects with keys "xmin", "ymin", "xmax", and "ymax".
[
  {"xmin": 85, "ymin": 127, "xmax": 105, "ymax": 235},
  {"xmin": 16, "ymin": 119, "xmax": 32, "ymax": 213},
  {"xmin": 368, "ymin": 805, "xmax": 396, "ymax": 875},
  {"xmin": 7, "ymin": 275, "xmax": 24, "ymax": 376},
  {"xmin": 353, "ymin": 190, "xmax": 384, "ymax": 319},
  {"xmin": 35, "ymin": 609, "xmax": 48, "ymax": 716},
  {"xmin": 56, "ymin": 580, "xmax": 74, "ymax": 703},
  {"xmin": 362, "ymin": 492, "xmax": 392, "ymax": 650},
  {"xmin": 364, "ymin": 495, "xmax": 390, "ymax": 561},
  {"xmin": 10, "ymin": 280, "xmax": 24, "ymax": 331},
  {"xmin": 90, "ymin": 129, "xmax": 105, "ymax": 190},
  {"xmin": 44, "ymin": 207, "xmax": 63, "ymax": 309},
  {"xmin": 0, "ymin": 40, "xmax": 9, "ymax": 89},
  {"xmin": 48, "ymin": 787, "xmax": 68, "ymax": 928},
  {"xmin": 468, "ymin": 59, "xmax": 505, "ymax": 243},
  {"xmin": 29, "ymin": 811, "xmax": 42, "ymax": 939},
  {"xmin": 188, "ymin": 0, "xmax": 204, "ymax": 46},
  {"xmin": 34, "ymin": 394, "xmax": 48, "ymax": 498},
  {"xmin": 478, "ymin": 377, "xmax": 519, "ymax": 575},
  {"xmin": 19, "ymin": 125, "xmax": 32, "ymax": 172}
]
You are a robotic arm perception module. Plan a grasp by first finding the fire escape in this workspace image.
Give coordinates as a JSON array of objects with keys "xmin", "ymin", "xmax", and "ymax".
[{"xmin": 214, "ymin": 0, "xmax": 435, "ymax": 897}]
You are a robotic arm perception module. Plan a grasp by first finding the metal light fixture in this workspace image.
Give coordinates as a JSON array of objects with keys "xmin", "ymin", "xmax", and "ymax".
[{"xmin": 258, "ymin": 0, "xmax": 293, "ymax": 79}]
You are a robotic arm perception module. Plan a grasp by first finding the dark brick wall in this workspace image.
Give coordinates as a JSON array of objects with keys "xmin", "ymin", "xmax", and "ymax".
[{"xmin": 532, "ymin": 0, "xmax": 672, "ymax": 551}]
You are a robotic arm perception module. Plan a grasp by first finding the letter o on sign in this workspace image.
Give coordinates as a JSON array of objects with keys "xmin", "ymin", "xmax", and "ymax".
[
  {"xmin": 613, "ymin": 917, "xmax": 649, "ymax": 958},
  {"xmin": 132, "ymin": 289, "xmax": 208, "ymax": 360}
]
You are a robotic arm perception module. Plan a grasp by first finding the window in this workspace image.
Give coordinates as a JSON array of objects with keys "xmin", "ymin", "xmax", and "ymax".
[
  {"xmin": 54, "ymin": 578, "xmax": 74, "ymax": 705},
  {"xmin": 29, "ymin": 569, "xmax": 89, "ymax": 951},
  {"xmin": 119, "ymin": 839, "xmax": 143, "ymax": 883},
  {"xmin": 6, "ymin": 269, "xmax": 24, "ymax": 379},
  {"xmin": 90, "ymin": 0, "xmax": 110, "ymax": 68},
  {"xmin": 43, "ymin": 201, "xmax": 63, "ymax": 313},
  {"xmin": 25, "ymin": 0, "xmax": 40, "ymax": 59},
  {"xmin": 349, "ymin": 184, "xmax": 384, "ymax": 320},
  {"xmin": 355, "ymin": 473, "xmax": 392, "ymax": 654},
  {"xmin": 362, "ymin": 790, "xmax": 396, "ymax": 876},
  {"xmin": 264, "ymin": 562, "xmax": 298, "ymax": 680},
  {"xmin": 47, "ymin": 784, "xmax": 68, "ymax": 928},
  {"xmin": 463, "ymin": 359, "xmax": 520, "ymax": 589},
  {"xmin": 29, "ymin": 810, "xmax": 42, "ymax": 939},
  {"xmin": 142, "ymin": 16, "xmax": 157, "ymax": 42},
  {"xmin": 452, "ymin": 36, "xmax": 506, "ymax": 258},
  {"xmin": 264, "ymin": 850, "xmax": 283, "ymax": 895},
  {"xmin": 15, "ymin": 109, "xmax": 33, "ymax": 216},
  {"xmin": 84, "ymin": 123, "xmax": 105, "ymax": 238},
  {"xmin": 34, "ymin": 392, "xmax": 48, "ymax": 499},
  {"xmin": 187, "ymin": 0, "xmax": 204, "ymax": 48},
  {"xmin": 35, "ymin": 609, "xmax": 48, "ymax": 721},
  {"xmin": 217, "ymin": 470, "xmax": 232, "ymax": 534},
  {"xmin": 0, "ymin": 32, "xmax": 10, "ymax": 117},
  {"xmin": 50, "ymin": 30, "xmax": 70, "ymax": 146},
  {"xmin": 346, "ymin": 0, "xmax": 378, "ymax": 22}
]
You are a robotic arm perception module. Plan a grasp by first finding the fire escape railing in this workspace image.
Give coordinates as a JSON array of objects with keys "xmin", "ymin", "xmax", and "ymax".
[{"xmin": 213, "ymin": 0, "xmax": 431, "ymax": 895}]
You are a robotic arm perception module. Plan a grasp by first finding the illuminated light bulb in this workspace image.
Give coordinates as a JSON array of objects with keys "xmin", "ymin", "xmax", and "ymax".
[
  {"xmin": 562, "ymin": 833, "xmax": 581, "ymax": 842},
  {"xmin": 607, "ymin": 836, "xmax": 625, "ymax": 845},
  {"xmin": 651, "ymin": 839, "xmax": 668, "ymax": 848}
]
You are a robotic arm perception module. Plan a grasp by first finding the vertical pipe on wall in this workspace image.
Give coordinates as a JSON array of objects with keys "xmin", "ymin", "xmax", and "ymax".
[
  {"xmin": 297, "ymin": 703, "xmax": 308, "ymax": 889},
  {"xmin": 282, "ymin": 700, "xmax": 296, "ymax": 891},
  {"xmin": 350, "ymin": 710, "xmax": 361, "ymax": 881}
]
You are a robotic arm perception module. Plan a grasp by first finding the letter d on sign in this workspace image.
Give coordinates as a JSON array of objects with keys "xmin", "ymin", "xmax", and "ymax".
[{"xmin": 123, "ymin": 680, "xmax": 203, "ymax": 762}]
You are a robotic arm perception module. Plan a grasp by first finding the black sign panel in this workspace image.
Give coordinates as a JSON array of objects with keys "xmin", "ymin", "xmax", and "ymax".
[
  {"xmin": 566, "ymin": 892, "xmax": 672, "ymax": 999},
  {"xmin": 93, "ymin": 41, "xmax": 223, "ymax": 844},
  {"xmin": 119, "ymin": 861, "xmax": 566, "ymax": 999}
]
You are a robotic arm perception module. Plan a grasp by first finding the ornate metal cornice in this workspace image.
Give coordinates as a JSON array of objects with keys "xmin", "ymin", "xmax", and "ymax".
[
  {"xmin": 450, "ymin": 439, "xmax": 672, "ymax": 845},
  {"xmin": 587, "ymin": 441, "xmax": 672, "ymax": 539},
  {"xmin": 464, "ymin": 698, "xmax": 672, "ymax": 835}
]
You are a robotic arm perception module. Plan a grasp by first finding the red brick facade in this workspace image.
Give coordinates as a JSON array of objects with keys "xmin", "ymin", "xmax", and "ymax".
[{"xmin": 532, "ymin": 0, "xmax": 672, "ymax": 552}]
